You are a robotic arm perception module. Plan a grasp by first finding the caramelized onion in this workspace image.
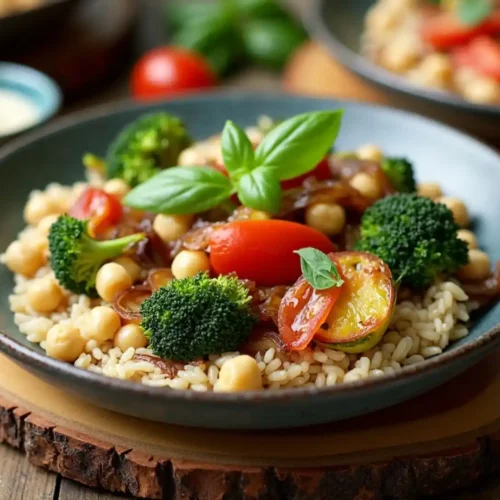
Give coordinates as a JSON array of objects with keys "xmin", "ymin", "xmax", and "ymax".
[
  {"xmin": 461, "ymin": 262, "xmax": 500, "ymax": 303},
  {"xmin": 134, "ymin": 354, "xmax": 184, "ymax": 379},
  {"xmin": 240, "ymin": 326, "xmax": 288, "ymax": 356},
  {"xmin": 113, "ymin": 285, "xmax": 152, "ymax": 323},
  {"xmin": 252, "ymin": 286, "xmax": 288, "ymax": 325},
  {"xmin": 329, "ymin": 157, "xmax": 395, "ymax": 196},
  {"xmin": 134, "ymin": 354, "xmax": 204, "ymax": 379},
  {"xmin": 280, "ymin": 180, "xmax": 371, "ymax": 217},
  {"xmin": 148, "ymin": 268, "xmax": 174, "ymax": 291}
]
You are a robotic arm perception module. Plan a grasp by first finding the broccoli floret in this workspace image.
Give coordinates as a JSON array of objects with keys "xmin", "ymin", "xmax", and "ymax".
[
  {"xmin": 48, "ymin": 215, "xmax": 145, "ymax": 296},
  {"xmin": 106, "ymin": 112, "xmax": 192, "ymax": 187},
  {"xmin": 380, "ymin": 157, "xmax": 416, "ymax": 193},
  {"xmin": 141, "ymin": 273, "xmax": 256, "ymax": 361},
  {"xmin": 355, "ymin": 194, "xmax": 468, "ymax": 288}
]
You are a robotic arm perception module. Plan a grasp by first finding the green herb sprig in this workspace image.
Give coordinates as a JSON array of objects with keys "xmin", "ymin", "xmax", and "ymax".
[
  {"xmin": 457, "ymin": 0, "xmax": 492, "ymax": 26},
  {"xmin": 294, "ymin": 247, "xmax": 344, "ymax": 290},
  {"xmin": 124, "ymin": 110, "xmax": 343, "ymax": 215}
]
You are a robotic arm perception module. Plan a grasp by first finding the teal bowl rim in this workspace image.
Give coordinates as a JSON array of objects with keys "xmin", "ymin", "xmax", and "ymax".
[
  {"xmin": 0, "ymin": 62, "xmax": 62, "ymax": 139},
  {"xmin": 0, "ymin": 90, "xmax": 499, "ymax": 403}
]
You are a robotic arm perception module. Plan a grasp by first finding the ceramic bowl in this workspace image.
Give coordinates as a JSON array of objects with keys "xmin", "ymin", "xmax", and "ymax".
[
  {"xmin": 0, "ymin": 62, "xmax": 62, "ymax": 141},
  {"xmin": 0, "ymin": 92, "xmax": 499, "ymax": 429},
  {"xmin": 308, "ymin": 0, "xmax": 500, "ymax": 143}
]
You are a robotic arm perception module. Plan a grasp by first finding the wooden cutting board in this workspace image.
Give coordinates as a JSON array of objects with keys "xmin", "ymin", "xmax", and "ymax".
[{"xmin": 0, "ymin": 348, "xmax": 499, "ymax": 499}]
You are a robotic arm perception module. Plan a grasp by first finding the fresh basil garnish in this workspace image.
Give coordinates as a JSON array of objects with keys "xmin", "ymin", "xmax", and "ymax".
[
  {"xmin": 221, "ymin": 120, "xmax": 255, "ymax": 177},
  {"xmin": 125, "ymin": 109, "xmax": 343, "ymax": 215},
  {"xmin": 457, "ymin": 0, "xmax": 492, "ymax": 27},
  {"xmin": 294, "ymin": 247, "xmax": 344, "ymax": 290},
  {"xmin": 237, "ymin": 166, "xmax": 281, "ymax": 213},
  {"xmin": 123, "ymin": 166, "xmax": 234, "ymax": 214},
  {"xmin": 255, "ymin": 110, "xmax": 343, "ymax": 180}
]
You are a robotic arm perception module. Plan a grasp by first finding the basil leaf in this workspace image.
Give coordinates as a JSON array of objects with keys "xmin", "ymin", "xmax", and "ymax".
[
  {"xmin": 457, "ymin": 0, "xmax": 492, "ymax": 26},
  {"xmin": 255, "ymin": 110, "xmax": 343, "ymax": 181},
  {"xmin": 124, "ymin": 166, "xmax": 234, "ymax": 215},
  {"xmin": 294, "ymin": 247, "xmax": 344, "ymax": 290},
  {"xmin": 221, "ymin": 120, "xmax": 256, "ymax": 177},
  {"xmin": 237, "ymin": 166, "xmax": 281, "ymax": 213}
]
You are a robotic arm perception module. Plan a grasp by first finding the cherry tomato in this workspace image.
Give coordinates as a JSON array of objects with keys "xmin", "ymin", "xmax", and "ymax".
[
  {"xmin": 453, "ymin": 36, "xmax": 500, "ymax": 82},
  {"xmin": 278, "ymin": 265, "xmax": 344, "ymax": 351},
  {"xmin": 209, "ymin": 220, "xmax": 336, "ymax": 286},
  {"xmin": 281, "ymin": 158, "xmax": 332, "ymax": 190},
  {"xmin": 69, "ymin": 188, "xmax": 123, "ymax": 235},
  {"xmin": 131, "ymin": 47, "xmax": 217, "ymax": 101},
  {"xmin": 421, "ymin": 10, "xmax": 500, "ymax": 50}
]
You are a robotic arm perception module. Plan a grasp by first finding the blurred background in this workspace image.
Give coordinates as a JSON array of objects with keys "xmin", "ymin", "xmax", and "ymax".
[{"xmin": 0, "ymin": 0, "xmax": 309, "ymax": 122}]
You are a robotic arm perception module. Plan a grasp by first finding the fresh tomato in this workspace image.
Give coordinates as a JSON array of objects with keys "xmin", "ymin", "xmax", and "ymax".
[
  {"xmin": 131, "ymin": 47, "xmax": 217, "ymax": 101},
  {"xmin": 69, "ymin": 188, "xmax": 123, "ymax": 235},
  {"xmin": 281, "ymin": 157, "xmax": 332, "ymax": 190},
  {"xmin": 278, "ymin": 264, "xmax": 344, "ymax": 351},
  {"xmin": 453, "ymin": 36, "xmax": 500, "ymax": 82},
  {"xmin": 421, "ymin": 10, "xmax": 500, "ymax": 50},
  {"xmin": 209, "ymin": 220, "xmax": 336, "ymax": 286}
]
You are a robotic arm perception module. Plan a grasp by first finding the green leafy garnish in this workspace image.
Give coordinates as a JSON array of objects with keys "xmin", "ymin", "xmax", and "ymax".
[
  {"xmin": 457, "ymin": 0, "xmax": 492, "ymax": 26},
  {"xmin": 294, "ymin": 247, "xmax": 344, "ymax": 290},
  {"xmin": 124, "ymin": 110, "xmax": 343, "ymax": 215}
]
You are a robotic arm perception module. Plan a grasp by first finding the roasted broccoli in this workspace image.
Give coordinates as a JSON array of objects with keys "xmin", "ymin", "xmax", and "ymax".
[
  {"xmin": 380, "ymin": 157, "xmax": 416, "ymax": 193},
  {"xmin": 355, "ymin": 194, "xmax": 468, "ymax": 288},
  {"xmin": 106, "ymin": 112, "xmax": 192, "ymax": 187},
  {"xmin": 141, "ymin": 273, "xmax": 256, "ymax": 361},
  {"xmin": 48, "ymin": 215, "xmax": 145, "ymax": 296}
]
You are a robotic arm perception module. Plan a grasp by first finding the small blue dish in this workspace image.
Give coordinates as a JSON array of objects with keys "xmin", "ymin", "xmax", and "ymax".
[{"xmin": 0, "ymin": 62, "xmax": 62, "ymax": 141}]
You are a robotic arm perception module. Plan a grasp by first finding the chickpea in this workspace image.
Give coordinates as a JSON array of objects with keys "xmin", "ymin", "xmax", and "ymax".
[
  {"xmin": 114, "ymin": 324, "xmax": 148, "ymax": 351},
  {"xmin": 306, "ymin": 203, "xmax": 346, "ymax": 236},
  {"xmin": 37, "ymin": 214, "xmax": 59, "ymax": 236},
  {"xmin": 356, "ymin": 144, "xmax": 383, "ymax": 163},
  {"xmin": 249, "ymin": 210, "xmax": 271, "ymax": 221},
  {"xmin": 153, "ymin": 214, "xmax": 193, "ymax": 243},
  {"xmin": 457, "ymin": 249, "xmax": 491, "ymax": 281},
  {"xmin": 171, "ymin": 250, "xmax": 210, "ymax": 280},
  {"xmin": 4, "ymin": 240, "xmax": 44, "ymax": 277},
  {"xmin": 437, "ymin": 197, "xmax": 469, "ymax": 227},
  {"xmin": 457, "ymin": 229, "xmax": 478, "ymax": 250},
  {"xmin": 462, "ymin": 76, "xmax": 500, "ymax": 105},
  {"xmin": 45, "ymin": 324, "xmax": 85, "ymax": 362},
  {"xmin": 214, "ymin": 355, "xmax": 263, "ymax": 392},
  {"xmin": 417, "ymin": 183, "xmax": 442, "ymax": 200},
  {"xmin": 80, "ymin": 306, "xmax": 121, "ymax": 342},
  {"xmin": 114, "ymin": 256, "xmax": 142, "ymax": 283},
  {"xmin": 349, "ymin": 172, "xmax": 382, "ymax": 200},
  {"xmin": 24, "ymin": 193, "xmax": 57, "ymax": 226},
  {"xmin": 96, "ymin": 262, "xmax": 132, "ymax": 302},
  {"xmin": 103, "ymin": 178, "xmax": 130, "ymax": 200},
  {"xmin": 27, "ymin": 276, "xmax": 63, "ymax": 313},
  {"xmin": 380, "ymin": 34, "xmax": 420, "ymax": 73}
]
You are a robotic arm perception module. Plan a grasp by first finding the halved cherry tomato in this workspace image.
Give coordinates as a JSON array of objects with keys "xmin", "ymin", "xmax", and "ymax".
[
  {"xmin": 69, "ymin": 188, "xmax": 123, "ymax": 235},
  {"xmin": 281, "ymin": 157, "xmax": 332, "ymax": 190},
  {"xmin": 131, "ymin": 47, "xmax": 217, "ymax": 101},
  {"xmin": 453, "ymin": 36, "xmax": 500, "ymax": 82},
  {"xmin": 422, "ymin": 10, "xmax": 500, "ymax": 50},
  {"xmin": 278, "ymin": 260, "xmax": 344, "ymax": 351},
  {"xmin": 209, "ymin": 220, "xmax": 336, "ymax": 286}
]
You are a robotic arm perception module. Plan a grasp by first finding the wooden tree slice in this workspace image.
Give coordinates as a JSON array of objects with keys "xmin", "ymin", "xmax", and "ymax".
[{"xmin": 1, "ymin": 351, "xmax": 500, "ymax": 499}]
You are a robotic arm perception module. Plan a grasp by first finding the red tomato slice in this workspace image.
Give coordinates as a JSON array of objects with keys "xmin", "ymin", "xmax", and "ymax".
[
  {"xmin": 281, "ymin": 157, "xmax": 332, "ymax": 190},
  {"xmin": 422, "ymin": 10, "xmax": 500, "ymax": 50},
  {"xmin": 131, "ymin": 47, "xmax": 217, "ymax": 101},
  {"xmin": 209, "ymin": 220, "xmax": 336, "ymax": 286},
  {"xmin": 453, "ymin": 36, "xmax": 500, "ymax": 81},
  {"xmin": 278, "ymin": 257, "xmax": 344, "ymax": 351},
  {"xmin": 69, "ymin": 188, "xmax": 123, "ymax": 235}
]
